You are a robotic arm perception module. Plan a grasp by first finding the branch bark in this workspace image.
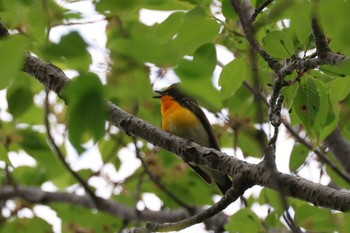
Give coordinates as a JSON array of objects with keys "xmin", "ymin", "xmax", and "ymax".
[
  {"xmin": 0, "ymin": 185, "xmax": 191, "ymax": 223},
  {"xmin": 325, "ymin": 127, "xmax": 350, "ymax": 174}
]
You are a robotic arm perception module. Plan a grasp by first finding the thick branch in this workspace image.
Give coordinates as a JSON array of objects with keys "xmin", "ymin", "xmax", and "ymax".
[
  {"xmin": 134, "ymin": 186, "xmax": 244, "ymax": 233},
  {"xmin": 0, "ymin": 186, "xmax": 190, "ymax": 223},
  {"xmin": 325, "ymin": 127, "xmax": 350, "ymax": 174}
]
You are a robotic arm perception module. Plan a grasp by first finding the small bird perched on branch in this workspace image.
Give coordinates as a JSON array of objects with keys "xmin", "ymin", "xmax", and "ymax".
[{"xmin": 153, "ymin": 83, "xmax": 232, "ymax": 194}]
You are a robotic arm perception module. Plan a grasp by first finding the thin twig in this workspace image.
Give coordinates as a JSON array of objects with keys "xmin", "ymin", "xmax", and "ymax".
[
  {"xmin": 44, "ymin": 89, "xmax": 100, "ymax": 207},
  {"xmin": 283, "ymin": 210, "xmax": 303, "ymax": 233},
  {"xmin": 243, "ymin": 80, "xmax": 350, "ymax": 183},
  {"xmin": 131, "ymin": 185, "xmax": 243, "ymax": 233},
  {"xmin": 283, "ymin": 120, "xmax": 350, "ymax": 183},
  {"xmin": 251, "ymin": 0, "xmax": 275, "ymax": 21},
  {"xmin": 132, "ymin": 137, "xmax": 194, "ymax": 212},
  {"xmin": 262, "ymin": 147, "xmax": 303, "ymax": 233},
  {"xmin": 230, "ymin": 0, "xmax": 282, "ymax": 72}
]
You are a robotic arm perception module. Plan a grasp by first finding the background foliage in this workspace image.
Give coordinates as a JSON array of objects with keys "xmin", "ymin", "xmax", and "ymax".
[{"xmin": 0, "ymin": 0, "xmax": 350, "ymax": 232}]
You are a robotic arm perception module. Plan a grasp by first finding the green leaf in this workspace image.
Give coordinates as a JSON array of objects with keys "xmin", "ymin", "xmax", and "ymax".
[
  {"xmin": 44, "ymin": 31, "xmax": 92, "ymax": 71},
  {"xmin": 0, "ymin": 35, "xmax": 27, "ymax": 89},
  {"xmin": 222, "ymin": 0, "xmax": 237, "ymax": 20},
  {"xmin": 325, "ymin": 152, "xmax": 350, "ymax": 189},
  {"xmin": 293, "ymin": 77, "xmax": 320, "ymax": 134},
  {"xmin": 219, "ymin": 58, "xmax": 248, "ymax": 100},
  {"xmin": 320, "ymin": 59, "xmax": 350, "ymax": 77},
  {"xmin": 289, "ymin": 1, "xmax": 312, "ymax": 45},
  {"xmin": 154, "ymin": 11, "xmax": 185, "ymax": 43},
  {"xmin": 262, "ymin": 31, "xmax": 294, "ymax": 58},
  {"xmin": 328, "ymin": 77, "xmax": 350, "ymax": 116},
  {"xmin": 236, "ymin": 127, "xmax": 266, "ymax": 158},
  {"xmin": 312, "ymin": 78, "xmax": 329, "ymax": 137},
  {"xmin": 16, "ymin": 128, "xmax": 66, "ymax": 183},
  {"xmin": 64, "ymin": 73, "xmax": 106, "ymax": 153},
  {"xmin": 98, "ymin": 139, "xmax": 121, "ymax": 170},
  {"xmin": 295, "ymin": 204, "xmax": 338, "ymax": 232},
  {"xmin": 289, "ymin": 144, "xmax": 309, "ymax": 172},
  {"xmin": 96, "ymin": 0, "xmax": 138, "ymax": 13},
  {"xmin": 141, "ymin": 0, "xmax": 194, "ymax": 10},
  {"xmin": 6, "ymin": 74, "xmax": 34, "ymax": 118},
  {"xmin": 13, "ymin": 166, "xmax": 48, "ymax": 186},
  {"xmin": 175, "ymin": 43, "xmax": 217, "ymax": 80},
  {"xmin": 173, "ymin": 6, "xmax": 220, "ymax": 55},
  {"xmin": 0, "ymin": 145, "xmax": 11, "ymax": 165},
  {"xmin": 51, "ymin": 203, "xmax": 121, "ymax": 233},
  {"xmin": 111, "ymin": 37, "xmax": 181, "ymax": 66},
  {"xmin": 259, "ymin": 188, "xmax": 285, "ymax": 215},
  {"xmin": 160, "ymin": 168, "xmax": 214, "ymax": 207},
  {"xmin": 0, "ymin": 217, "xmax": 52, "ymax": 233},
  {"xmin": 225, "ymin": 208, "xmax": 265, "ymax": 233},
  {"xmin": 319, "ymin": 0, "xmax": 350, "ymax": 55},
  {"xmin": 180, "ymin": 80, "xmax": 221, "ymax": 112}
]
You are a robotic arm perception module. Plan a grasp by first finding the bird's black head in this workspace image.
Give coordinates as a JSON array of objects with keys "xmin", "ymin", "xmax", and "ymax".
[{"xmin": 153, "ymin": 83, "xmax": 186, "ymax": 99}]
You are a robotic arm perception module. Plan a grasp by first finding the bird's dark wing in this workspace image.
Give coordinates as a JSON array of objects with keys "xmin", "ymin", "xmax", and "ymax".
[
  {"xmin": 179, "ymin": 97, "xmax": 221, "ymax": 150},
  {"xmin": 188, "ymin": 164, "xmax": 213, "ymax": 184}
]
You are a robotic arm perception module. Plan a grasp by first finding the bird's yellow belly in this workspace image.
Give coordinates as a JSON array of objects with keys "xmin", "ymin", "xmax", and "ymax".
[{"xmin": 162, "ymin": 107, "xmax": 210, "ymax": 147}]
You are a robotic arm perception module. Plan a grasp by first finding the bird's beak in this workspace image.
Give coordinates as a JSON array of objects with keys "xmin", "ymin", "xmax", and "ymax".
[{"xmin": 152, "ymin": 90, "xmax": 162, "ymax": 99}]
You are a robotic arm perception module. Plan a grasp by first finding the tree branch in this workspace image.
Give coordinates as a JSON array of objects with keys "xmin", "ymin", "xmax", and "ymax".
[
  {"xmin": 325, "ymin": 127, "xmax": 350, "ymax": 174},
  {"xmin": 44, "ymin": 90, "xmax": 100, "ymax": 207},
  {"xmin": 251, "ymin": 0, "xmax": 275, "ymax": 22},
  {"xmin": 132, "ymin": 185, "xmax": 244, "ymax": 233},
  {"xmin": 14, "ymin": 42, "xmax": 350, "ymax": 212},
  {"xmin": 0, "ymin": 185, "xmax": 189, "ymax": 223}
]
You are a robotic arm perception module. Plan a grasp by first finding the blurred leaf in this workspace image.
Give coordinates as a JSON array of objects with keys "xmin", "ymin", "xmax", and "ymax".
[
  {"xmin": 13, "ymin": 166, "xmax": 47, "ymax": 186},
  {"xmin": 111, "ymin": 37, "xmax": 181, "ymax": 66},
  {"xmin": 320, "ymin": 59, "xmax": 350, "ymax": 78},
  {"xmin": 6, "ymin": 74, "xmax": 34, "ymax": 118},
  {"xmin": 98, "ymin": 139, "xmax": 121, "ymax": 170},
  {"xmin": 0, "ymin": 35, "xmax": 27, "ymax": 89},
  {"xmin": 160, "ymin": 167, "xmax": 215, "ymax": 207},
  {"xmin": 328, "ymin": 77, "xmax": 350, "ymax": 116},
  {"xmin": 96, "ymin": 0, "xmax": 138, "ymax": 13},
  {"xmin": 0, "ymin": 145, "xmax": 11, "ymax": 165},
  {"xmin": 312, "ymin": 78, "xmax": 329, "ymax": 137},
  {"xmin": 44, "ymin": 31, "xmax": 91, "ymax": 71},
  {"xmin": 289, "ymin": 144, "xmax": 308, "ymax": 172},
  {"xmin": 265, "ymin": 211, "xmax": 286, "ymax": 229},
  {"xmin": 64, "ymin": 73, "xmax": 106, "ymax": 153},
  {"xmin": 0, "ymin": 217, "xmax": 52, "ymax": 233},
  {"xmin": 219, "ymin": 58, "xmax": 248, "ymax": 100},
  {"xmin": 172, "ymin": 6, "xmax": 220, "ymax": 55},
  {"xmin": 225, "ymin": 208, "xmax": 265, "ymax": 233},
  {"xmin": 262, "ymin": 30, "xmax": 294, "ymax": 58},
  {"xmin": 141, "ymin": 0, "xmax": 194, "ymax": 10},
  {"xmin": 325, "ymin": 152, "xmax": 350, "ymax": 189},
  {"xmin": 16, "ymin": 128, "xmax": 66, "ymax": 183},
  {"xmin": 295, "ymin": 204, "xmax": 338, "ymax": 232},
  {"xmin": 51, "ymin": 204, "xmax": 121, "ymax": 233},
  {"xmin": 154, "ymin": 12, "xmax": 185, "ymax": 43},
  {"xmin": 259, "ymin": 188, "xmax": 284, "ymax": 215},
  {"xmin": 289, "ymin": 1, "xmax": 312, "ymax": 45},
  {"xmin": 175, "ymin": 43, "xmax": 217, "ymax": 80},
  {"xmin": 319, "ymin": 0, "xmax": 350, "ymax": 55},
  {"xmin": 222, "ymin": 0, "xmax": 237, "ymax": 20},
  {"xmin": 236, "ymin": 127, "xmax": 266, "ymax": 158}
]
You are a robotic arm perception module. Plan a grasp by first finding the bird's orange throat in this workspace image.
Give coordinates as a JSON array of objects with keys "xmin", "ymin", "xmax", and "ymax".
[
  {"xmin": 160, "ymin": 95, "xmax": 201, "ymax": 134},
  {"xmin": 160, "ymin": 95, "xmax": 178, "ymax": 116}
]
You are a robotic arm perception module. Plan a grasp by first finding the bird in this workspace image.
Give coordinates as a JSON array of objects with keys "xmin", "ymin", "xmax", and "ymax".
[{"xmin": 153, "ymin": 83, "xmax": 232, "ymax": 194}]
